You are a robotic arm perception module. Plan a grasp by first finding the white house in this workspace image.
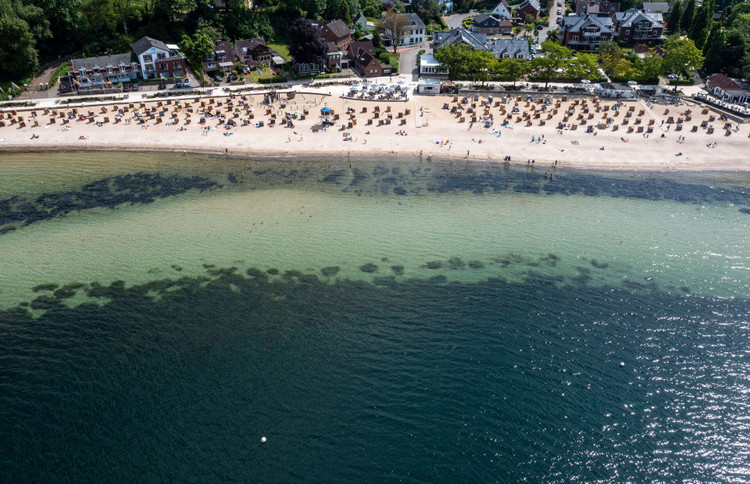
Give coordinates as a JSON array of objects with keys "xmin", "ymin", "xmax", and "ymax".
[
  {"xmin": 385, "ymin": 13, "xmax": 427, "ymax": 46},
  {"xmin": 491, "ymin": 0, "xmax": 513, "ymax": 20},
  {"xmin": 419, "ymin": 53, "xmax": 449, "ymax": 78},
  {"xmin": 354, "ymin": 12, "xmax": 375, "ymax": 31},
  {"xmin": 131, "ymin": 36, "xmax": 187, "ymax": 80}
]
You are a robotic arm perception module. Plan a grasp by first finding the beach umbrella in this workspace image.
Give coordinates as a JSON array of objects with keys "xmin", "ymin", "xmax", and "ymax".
[
  {"xmin": 397, "ymin": 80, "xmax": 406, "ymax": 85},
  {"xmin": 321, "ymin": 107, "xmax": 331, "ymax": 113}
]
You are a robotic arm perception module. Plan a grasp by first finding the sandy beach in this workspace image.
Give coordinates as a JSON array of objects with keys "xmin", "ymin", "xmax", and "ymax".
[{"xmin": 1, "ymin": 84, "xmax": 748, "ymax": 171}]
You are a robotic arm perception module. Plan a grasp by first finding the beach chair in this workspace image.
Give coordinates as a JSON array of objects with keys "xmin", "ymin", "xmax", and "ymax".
[
  {"xmin": 637, "ymin": 126, "xmax": 643, "ymax": 133},
  {"xmin": 675, "ymin": 125, "xmax": 682, "ymax": 131},
  {"xmin": 571, "ymin": 124, "xmax": 577, "ymax": 131},
  {"xmin": 691, "ymin": 125, "xmax": 698, "ymax": 132},
  {"xmin": 612, "ymin": 125, "xmax": 618, "ymax": 132},
  {"xmin": 19, "ymin": 122, "xmax": 26, "ymax": 128},
  {"xmin": 725, "ymin": 129, "xmax": 732, "ymax": 136},
  {"xmin": 459, "ymin": 116, "xmax": 465, "ymax": 123},
  {"xmin": 707, "ymin": 126, "xmax": 714, "ymax": 134},
  {"xmin": 702, "ymin": 108, "xmax": 709, "ymax": 114}
]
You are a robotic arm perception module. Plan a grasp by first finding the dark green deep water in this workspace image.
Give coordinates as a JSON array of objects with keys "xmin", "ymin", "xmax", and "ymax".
[{"xmin": 1, "ymin": 152, "xmax": 749, "ymax": 481}]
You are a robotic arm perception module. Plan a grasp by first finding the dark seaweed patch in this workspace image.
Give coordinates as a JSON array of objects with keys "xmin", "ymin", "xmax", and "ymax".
[
  {"xmin": 32, "ymin": 283, "xmax": 59, "ymax": 292},
  {"xmin": 590, "ymin": 259, "xmax": 609, "ymax": 269},
  {"xmin": 266, "ymin": 268, "xmax": 279, "ymax": 275},
  {"xmin": 425, "ymin": 261, "xmax": 443, "ymax": 270},
  {"xmin": 391, "ymin": 265, "xmax": 405, "ymax": 275},
  {"xmin": 0, "ymin": 173, "xmax": 219, "ymax": 234},
  {"xmin": 246, "ymin": 268, "xmax": 268, "ymax": 279},
  {"xmin": 359, "ymin": 263, "xmax": 378, "ymax": 273},
  {"xmin": 321, "ymin": 266, "xmax": 340, "ymax": 277},
  {"xmin": 468, "ymin": 260, "xmax": 484, "ymax": 269},
  {"xmin": 448, "ymin": 257, "xmax": 465, "ymax": 270}
]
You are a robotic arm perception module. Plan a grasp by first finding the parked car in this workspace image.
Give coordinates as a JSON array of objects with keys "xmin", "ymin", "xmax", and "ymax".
[
  {"xmin": 557, "ymin": 8, "xmax": 562, "ymax": 14},
  {"xmin": 183, "ymin": 79, "xmax": 190, "ymax": 88},
  {"xmin": 557, "ymin": 1, "xmax": 562, "ymax": 5},
  {"xmin": 214, "ymin": 75, "xmax": 223, "ymax": 82},
  {"xmin": 175, "ymin": 78, "xmax": 182, "ymax": 87},
  {"xmin": 58, "ymin": 84, "xmax": 73, "ymax": 93}
]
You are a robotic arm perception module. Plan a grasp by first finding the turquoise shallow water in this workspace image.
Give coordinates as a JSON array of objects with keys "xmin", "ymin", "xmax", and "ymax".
[{"xmin": 0, "ymin": 152, "xmax": 749, "ymax": 481}]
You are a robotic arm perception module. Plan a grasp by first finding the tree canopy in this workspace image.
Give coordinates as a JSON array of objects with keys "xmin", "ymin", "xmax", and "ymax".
[{"xmin": 288, "ymin": 18, "xmax": 327, "ymax": 65}]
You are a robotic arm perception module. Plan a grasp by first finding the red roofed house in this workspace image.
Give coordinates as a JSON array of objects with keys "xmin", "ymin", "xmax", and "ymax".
[
  {"xmin": 234, "ymin": 38, "xmax": 274, "ymax": 67},
  {"xmin": 320, "ymin": 19, "xmax": 352, "ymax": 48},
  {"xmin": 347, "ymin": 40, "xmax": 392, "ymax": 77},
  {"xmin": 706, "ymin": 73, "xmax": 750, "ymax": 103}
]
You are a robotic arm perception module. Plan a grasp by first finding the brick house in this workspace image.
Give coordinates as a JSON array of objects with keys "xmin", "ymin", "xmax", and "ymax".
[
  {"xmin": 612, "ymin": 9, "xmax": 665, "ymax": 45},
  {"xmin": 131, "ymin": 36, "xmax": 187, "ymax": 79},
  {"xmin": 560, "ymin": 14, "xmax": 614, "ymax": 50},
  {"xmin": 320, "ymin": 19, "xmax": 352, "ymax": 48},
  {"xmin": 234, "ymin": 38, "xmax": 274, "ymax": 67},
  {"xmin": 203, "ymin": 40, "xmax": 235, "ymax": 75},
  {"xmin": 472, "ymin": 13, "xmax": 502, "ymax": 34},
  {"xmin": 517, "ymin": 0, "xmax": 541, "ymax": 21}
]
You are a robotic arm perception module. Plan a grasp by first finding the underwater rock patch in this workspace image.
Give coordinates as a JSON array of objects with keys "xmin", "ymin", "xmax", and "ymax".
[{"xmin": 359, "ymin": 263, "xmax": 378, "ymax": 273}]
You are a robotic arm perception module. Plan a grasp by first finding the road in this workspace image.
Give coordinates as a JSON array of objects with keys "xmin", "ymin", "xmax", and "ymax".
[
  {"xmin": 397, "ymin": 45, "xmax": 425, "ymax": 81},
  {"xmin": 442, "ymin": 13, "xmax": 475, "ymax": 30}
]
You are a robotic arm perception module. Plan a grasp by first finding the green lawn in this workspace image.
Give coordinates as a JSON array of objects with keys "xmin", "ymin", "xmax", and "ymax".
[
  {"xmin": 250, "ymin": 66, "xmax": 285, "ymax": 83},
  {"xmin": 268, "ymin": 43, "xmax": 291, "ymax": 61}
]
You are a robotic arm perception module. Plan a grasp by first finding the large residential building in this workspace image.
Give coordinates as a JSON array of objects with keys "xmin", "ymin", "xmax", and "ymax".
[
  {"xmin": 612, "ymin": 9, "xmax": 665, "ymax": 45},
  {"xmin": 560, "ymin": 14, "xmax": 614, "ymax": 50},
  {"xmin": 433, "ymin": 28, "xmax": 488, "ymax": 51},
  {"xmin": 429, "ymin": 28, "xmax": 534, "ymax": 76},
  {"xmin": 69, "ymin": 53, "xmax": 140, "ymax": 87},
  {"xmin": 384, "ymin": 13, "xmax": 427, "ymax": 46},
  {"xmin": 131, "ymin": 36, "xmax": 187, "ymax": 80},
  {"xmin": 68, "ymin": 36, "xmax": 186, "ymax": 87}
]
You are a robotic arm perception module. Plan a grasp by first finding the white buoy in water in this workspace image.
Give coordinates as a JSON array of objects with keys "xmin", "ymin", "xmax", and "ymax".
[
  {"xmin": 619, "ymin": 362, "xmax": 625, "ymax": 367},
  {"xmin": 261, "ymin": 437, "xmax": 267, "ymax": 443}
]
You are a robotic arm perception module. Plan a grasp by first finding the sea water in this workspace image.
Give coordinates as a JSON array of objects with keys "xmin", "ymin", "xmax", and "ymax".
[{"xmin": 0, "ymin": 151, "xmax": 749, "ymax": 481}]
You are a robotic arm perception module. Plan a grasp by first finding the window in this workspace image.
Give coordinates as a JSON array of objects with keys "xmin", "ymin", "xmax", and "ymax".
[
  {"xmin": 157, "ymin": 53, "xmax": 167, "ymax": 60},
  {"xmin": 143, "ymin": 54, "xmax": 152, "ymax": 62},
  {"xmin": 572, "ymin": 35, "xmax": 579, "ymax": 41}
]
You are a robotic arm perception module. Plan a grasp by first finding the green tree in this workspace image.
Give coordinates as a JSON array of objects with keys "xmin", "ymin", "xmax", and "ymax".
[
  {"xmin": 702, "ymin": 24, "xmax": 725, "ymax": 74},
  {"xmin": 325, "ymin": 0, "xmax": 352, "ymax": 23},
  {"xmin": 530, "ymin": 41, "xmax": 573, "ymax": 87},
  {"xmin": 689, "ymin": 0, "xmax": 713, "ymax": 46},
  {"xmin": 681, "ymin": 0, "xmax": 696, "ymax": 34},
  {"xmin": 0, "ymin": 4, "xmax": 39, "ymax": 78},
  {"xmin": 361, "ymin": 0, "xmax": 382, "ymax": 17},
  {"xmin": 495, "ymin": 57, "xmax": 532, "ymax": 86},
  {"xmin": 378, "ymin": 9, "xmax": 409, "ymax": 53},
  {"xmin": 722, "ymin": 28, "xmax": 750, "ymax": 77},
  {"xmin": 633, "ymin": 52, "xmax": 663, "ymax": 83},
  {"xmin": 180, "ymin": 28, "xmax": 215, "ymax": 85},
  {"xmin": 433, "ymin": 42, "xmax": 473, "ymax": 79},
  {"xmin": 566, "ymin": 53, "xmax": 600, "ymax": 80},
  {"xmin": 667, "ymin": 0, "xmax": 681, "ymax": 33},
  {"xmin": 662, "ymin": 37, "xmax": 704, "ymax": 88},
  {"xmin": 465, "ymin": 48, "xmax": 495, "ymax": 84},
  {"xmin": 598, "ymin": 40, "xmax": 635, "ymax": 80}
]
